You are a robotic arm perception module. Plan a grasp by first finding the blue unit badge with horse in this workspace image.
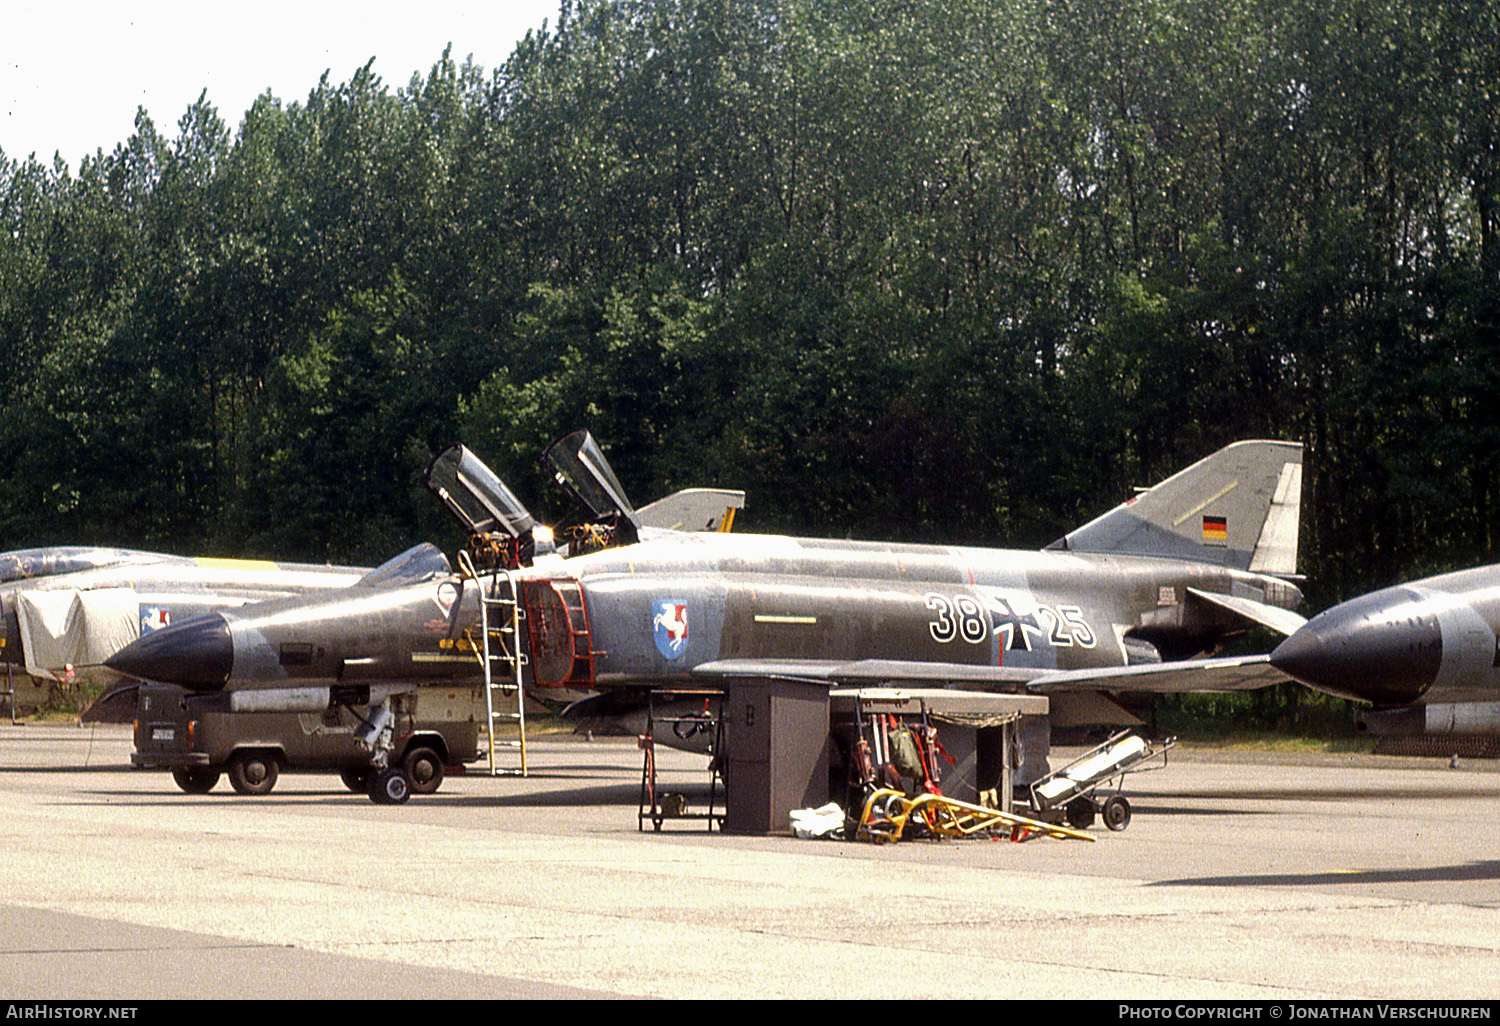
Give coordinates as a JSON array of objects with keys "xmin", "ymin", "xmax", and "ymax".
[
  {"xmin": 140, "ymin": 606, "xmax": 171, "ymax": 634},
  {"xmin": 652, "ymin": 599, "xmax": 689, "ymax": 660}
]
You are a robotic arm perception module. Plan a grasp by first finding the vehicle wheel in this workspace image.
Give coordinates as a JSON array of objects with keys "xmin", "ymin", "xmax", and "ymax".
[
  {"xmin": 1102, "ymin": 795, "xmax": 1132, "ymax": 831},
  {"xmin": 340, "ymin": 768, "xmax": 371, "ymax": 793},
  {"xmin": 403, "ymin": 746, "xmax": 444, "ymax": 795},
  {"xmin": 1065, "ymin": 797, "xmax": 1096, "ymax": 830},
  {"xmin": 227, "ymin": 751, "xmax": 279, "ymax": 796},
  {"xmin": 172, "ymin": 768, "xmax": 220, "ymax": 794},
  {"xmin": 367, "ymin": 767, "xmax": 411, "ymax": 805}
]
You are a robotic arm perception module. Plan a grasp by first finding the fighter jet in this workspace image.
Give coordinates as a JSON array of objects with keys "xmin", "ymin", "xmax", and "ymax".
[
  {"xmin": 0, "ymin": 546, "xmax": 374, "ymax": 680},
  {"xmin": 0, "ymin": 542, "xmax": 420, "ymax": 705},
  {"xmin": 1270, "ymin": 564, "xmax": 1500, "ymax": 737},
  {"xmin": 107, "ymin": 434, "xmax": 1307, "ymax": 801}
]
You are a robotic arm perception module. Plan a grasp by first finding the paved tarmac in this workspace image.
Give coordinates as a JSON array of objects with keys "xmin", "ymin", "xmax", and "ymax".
[{"xmin": 2, "ymin": 723, "xmax": 1499, "ymax": 1000}]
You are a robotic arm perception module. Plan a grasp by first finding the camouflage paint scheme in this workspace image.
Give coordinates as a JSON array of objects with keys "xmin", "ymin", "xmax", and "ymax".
[{"xmin": 109, "ymin": 439, "xmax": 1307, "ymax": 717}]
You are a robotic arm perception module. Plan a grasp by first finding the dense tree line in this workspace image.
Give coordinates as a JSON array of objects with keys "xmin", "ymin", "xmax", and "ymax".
[{"xmin": 0, "ymin": 0, "xmax": 1495, "ymax": 619}]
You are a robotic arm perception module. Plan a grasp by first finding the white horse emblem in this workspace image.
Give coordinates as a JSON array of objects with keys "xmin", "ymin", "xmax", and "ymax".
[{"xmin": 652, "ymin": 600, "xmax": 689, "ymax": 660}]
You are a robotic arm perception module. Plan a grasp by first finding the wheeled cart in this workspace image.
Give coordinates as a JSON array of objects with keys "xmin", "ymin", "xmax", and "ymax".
[{"xmin": 1024, "ymin": 730, "xmax": 1175, "ymax": 831}]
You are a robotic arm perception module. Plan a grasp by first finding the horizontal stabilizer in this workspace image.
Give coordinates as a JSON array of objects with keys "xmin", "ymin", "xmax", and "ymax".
[
  {"xmin": 1029, "ymin": 654, "xmax": 1289, "ymax": 694},
  {"xmin": 1186, "ymin": 588, "xmax": 1306, "ymax": 636}
]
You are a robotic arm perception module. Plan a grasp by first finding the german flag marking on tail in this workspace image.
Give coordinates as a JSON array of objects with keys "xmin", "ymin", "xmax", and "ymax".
[{"xmin": 1202, "ymin": 515, "xmax": 1228, "ymax": 543}]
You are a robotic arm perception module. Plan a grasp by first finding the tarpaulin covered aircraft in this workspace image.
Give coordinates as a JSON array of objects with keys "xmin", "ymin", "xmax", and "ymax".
[{"xmin": 0, "ymin": 545, "xmax": 379, "ymax": 708}]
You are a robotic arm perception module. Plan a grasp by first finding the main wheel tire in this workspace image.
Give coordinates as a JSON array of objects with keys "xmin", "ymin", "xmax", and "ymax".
[
  {"xmin": 1102, "ymin": 795, "xmax": 1132, "ymax": 831},
  {"xmin": 367, "ymin": 767, "xmax": 411, "ymax": 805},
  {"xmin": 1065, "ymin": 797, "xmax": 1096, "ymax": 830},
  {"xmin": 403, "ymin": 746, "xmax": 444, "ymax": 795},
  {"xmin": 172, "ymin": 768, "xmax": 220, "ymax": 794},
  {"xmin": 227, "ymin": 751, "xmax": 279, "ymax": 796},
  {"xmin": 340, "ymin": 768, "xmax": 371, "ymax": 793}
]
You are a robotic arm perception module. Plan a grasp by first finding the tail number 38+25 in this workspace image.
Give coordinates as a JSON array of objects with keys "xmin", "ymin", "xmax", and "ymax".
[{"xmin": 924, "ymin": 593, "xmax": 1096, "ymax": 648}]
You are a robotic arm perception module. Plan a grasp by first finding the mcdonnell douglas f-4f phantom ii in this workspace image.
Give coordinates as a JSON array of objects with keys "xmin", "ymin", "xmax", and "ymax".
[
  {"xmin": 108, "ymin": 433, "xmax": 1307, "ymax": 802},
  {"xmin": 1271, "ymin": 563, "xmax": 1500, "ymax": 740}
]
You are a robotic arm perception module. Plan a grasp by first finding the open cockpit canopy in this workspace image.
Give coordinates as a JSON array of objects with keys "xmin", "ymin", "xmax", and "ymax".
[
  {"xmin": 539, "ymin": 429, "xmax": 641, "ymax": 532},
  {"xmin": 425, "ymin": 444, "xmax": 537, "ymax": 540}
]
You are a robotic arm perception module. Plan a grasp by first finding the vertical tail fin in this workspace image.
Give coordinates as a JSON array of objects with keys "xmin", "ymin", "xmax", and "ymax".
[{"xmin": 1046, "ymin": 440, "xmax": 1303, "ymax": 573}]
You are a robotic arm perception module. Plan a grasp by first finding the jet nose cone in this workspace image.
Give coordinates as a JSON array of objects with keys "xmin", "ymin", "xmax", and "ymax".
[
  {"xmin": 105, "ymin": 614, "xmax": 233, "ymax": 691},
  {"xmin": 1270, "ymin": 588, "xmax": 1441, "ymax": 705},
  {"xmin": 1268, "ymin": 625, "xmax": 1327, "ymax": 683}
]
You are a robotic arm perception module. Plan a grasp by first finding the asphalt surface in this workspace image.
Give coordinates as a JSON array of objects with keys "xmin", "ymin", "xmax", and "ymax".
[{"xmin": 2, "ymin": 723, "xmax": 1499, "ymax": 1000}]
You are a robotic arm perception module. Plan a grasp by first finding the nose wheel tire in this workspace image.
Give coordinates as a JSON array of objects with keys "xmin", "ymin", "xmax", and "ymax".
[{"xmin": 368, "ymin": 767, "xmax": 412, "ymax": 805}]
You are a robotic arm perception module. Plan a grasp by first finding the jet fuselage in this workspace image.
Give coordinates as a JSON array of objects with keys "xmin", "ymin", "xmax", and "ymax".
[{"xmin": 1271, "ymin": 564, "xmax": 1500, "ymax": 707}]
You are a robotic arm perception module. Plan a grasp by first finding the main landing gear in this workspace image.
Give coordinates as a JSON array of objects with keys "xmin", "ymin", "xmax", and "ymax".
[
  {"xmin": 367, "ymin": 765, "xmax": 412, "ymax": 805},
  {"xmin": 354, "ymin": 693, "xmax": 416, "ymax": 805}
]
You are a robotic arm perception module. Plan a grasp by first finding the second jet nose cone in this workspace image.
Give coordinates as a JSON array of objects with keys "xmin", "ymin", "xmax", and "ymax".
[
  {"xmin": 1270, "ymin": 588, "xmax": 1441, "ymax": 705},
  {"xmin": 105, "ymin": 613, "xmax": 233, "ymax": 691},
  {"xmin": 1269, "ymin": 628, "xmax": 1335, "ymax": 689}
]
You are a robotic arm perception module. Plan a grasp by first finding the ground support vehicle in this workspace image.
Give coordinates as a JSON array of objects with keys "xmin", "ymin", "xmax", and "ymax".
[{"xmin": 131, "ymin": 683, "xmax": 482, "ymax": 797}]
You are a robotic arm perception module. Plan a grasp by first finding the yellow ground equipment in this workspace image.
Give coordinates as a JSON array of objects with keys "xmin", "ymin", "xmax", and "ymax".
[{"xmin": 856, "ymin": 787, "xmax": 1094, "ymax": 844}]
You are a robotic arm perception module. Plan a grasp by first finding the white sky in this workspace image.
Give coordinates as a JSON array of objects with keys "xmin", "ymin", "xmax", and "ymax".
[{"xmin": 1, "ymin": 0, "xmax": 562, "ymax": 169}]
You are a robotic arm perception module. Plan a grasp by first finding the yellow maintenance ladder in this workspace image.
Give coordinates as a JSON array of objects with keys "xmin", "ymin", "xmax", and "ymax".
[{"xmin": 856, "ymin": 788, "xmax": 1094, "ymax": 844}]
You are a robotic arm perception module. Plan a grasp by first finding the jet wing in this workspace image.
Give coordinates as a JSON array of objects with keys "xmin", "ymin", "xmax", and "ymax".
[
  {"xmin": 692, "ymin": 658, "xmax": 1042, "ymax": 688},
  {"xmin": 694, "ymin": 654, "xmax": 1288, "ymax": 693},
  {"xmin": 1186, "ymin": 588, "xmax": 1307, "ymax": 636},
  {"xmin": 1028, "ymin": 654, "xmax": 1289, "ymax": 693},
  {"xmin": 821, "ymin": 659, "xmax": 1042, "ymax": 687}
]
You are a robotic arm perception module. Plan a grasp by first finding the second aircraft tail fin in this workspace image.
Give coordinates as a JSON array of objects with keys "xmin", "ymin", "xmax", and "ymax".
[{"xmin": 1046, "ymin": 440, "xmax": 1303, "ymax": 574}]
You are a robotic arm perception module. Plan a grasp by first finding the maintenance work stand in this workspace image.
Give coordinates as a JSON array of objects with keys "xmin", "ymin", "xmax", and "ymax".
[{"xmin": 638, "ymin": 687, "xmax": 727, "ymax": 831}]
